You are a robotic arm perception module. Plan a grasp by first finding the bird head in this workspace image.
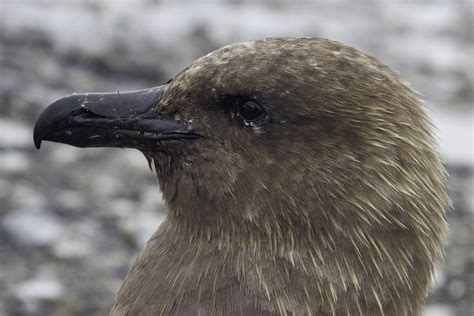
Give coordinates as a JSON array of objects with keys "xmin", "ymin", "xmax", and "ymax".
[
  {"xmin": 34, "ymin": 39, "xmax": 449, "ymax": 307},
  {"xmin": 34, "ymin": 38, "xmax": 448, "ymax": 238}
]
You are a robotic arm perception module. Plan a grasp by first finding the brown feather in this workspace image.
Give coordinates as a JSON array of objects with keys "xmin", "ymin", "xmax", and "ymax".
[{"xmin": 110, "ymin": 38, "xmax": 449, "ymax": 315}]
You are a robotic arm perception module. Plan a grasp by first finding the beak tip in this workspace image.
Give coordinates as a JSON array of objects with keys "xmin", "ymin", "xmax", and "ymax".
[
  {"xmin": 34, "ymin": 139, "xmax": 42, "ymax": 150},
  {"xmin": 33, "ymin": 131, "xmax": 42, "ymax": 149},
  {"xmin": 33, "ymin": 122, "xmax": 44, "ymax": 150}
]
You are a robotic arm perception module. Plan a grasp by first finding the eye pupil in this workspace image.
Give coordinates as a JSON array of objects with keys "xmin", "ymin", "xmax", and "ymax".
[{"xmin": 239, "ymin": 100, "xmax": 265, "ymax": 122}]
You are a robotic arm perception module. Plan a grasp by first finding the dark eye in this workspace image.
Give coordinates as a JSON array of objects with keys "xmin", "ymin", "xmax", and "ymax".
[{"xmin": 237, "ymin": 100, "xmax": 267, "ymax": 123}]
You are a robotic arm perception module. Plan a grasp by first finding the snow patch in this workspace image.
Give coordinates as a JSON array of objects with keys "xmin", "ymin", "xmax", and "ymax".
[
  {"xmin": 3, "ymin": 209, "xmax": 65, "ymax": 246},
  {"xmin": 429, "ymin": 106, "xmax": 473, "ymax": 166},
  {"xmin": 423, "ymin": 304, "xmax": 454, "ymax": 316},
  {"xmin": 13, "ymin": 272, "xmax": 64, "ymax": 301},
  {"xmin": 0, "ymin": 151, "xmax": 30, "ymax": 173},
  {"xmin": 0, "ymin": 119, "xmax": 32, "ymax": 148}
]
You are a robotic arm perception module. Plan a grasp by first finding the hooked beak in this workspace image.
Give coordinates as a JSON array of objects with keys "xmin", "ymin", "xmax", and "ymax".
[{"xmin": 33, "ymin": 85, "xmax": 201, "ymax": 150}]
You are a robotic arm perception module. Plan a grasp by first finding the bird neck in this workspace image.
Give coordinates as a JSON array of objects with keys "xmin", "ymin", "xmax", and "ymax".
[
  {"xmin": 154, "ymin": 168, "xmax": 435, "ymax": 314},
  {"xmin": 140, "ymin": 215, "xmax": 429, "ymax": 315}
]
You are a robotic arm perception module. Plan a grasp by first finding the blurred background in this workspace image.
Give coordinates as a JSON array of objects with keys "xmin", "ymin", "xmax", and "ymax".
[{"xmin": 0, "ymin": 0, "xmax": 472, "ymax": 315}]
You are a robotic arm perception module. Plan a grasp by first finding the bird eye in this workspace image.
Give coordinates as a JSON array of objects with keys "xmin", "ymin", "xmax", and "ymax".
[{"xmin": 237, "ymin": 100, "xmax": 267, "ymax": 123}]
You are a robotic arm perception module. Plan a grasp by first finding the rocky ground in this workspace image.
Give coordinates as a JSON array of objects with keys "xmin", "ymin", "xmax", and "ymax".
[{"xmin": 0, "ymin": 1, "xmax": 472, "ymax": 315}]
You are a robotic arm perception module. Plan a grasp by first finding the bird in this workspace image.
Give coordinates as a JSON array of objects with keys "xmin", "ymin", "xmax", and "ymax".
[{"xmin": 34, "ymin": 37, "xmax": 449, "ymax": 316}]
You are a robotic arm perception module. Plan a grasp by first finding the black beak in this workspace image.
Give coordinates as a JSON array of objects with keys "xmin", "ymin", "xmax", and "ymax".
[{"xmin": 33, "ymin": 85, "xmax": 201, "ymax": 150}]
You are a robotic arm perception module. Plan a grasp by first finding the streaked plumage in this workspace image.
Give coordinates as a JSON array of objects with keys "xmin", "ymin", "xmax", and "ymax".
[{"xmin": 34, "ymin": 38, "xmax": 449, "ymax": 316}]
